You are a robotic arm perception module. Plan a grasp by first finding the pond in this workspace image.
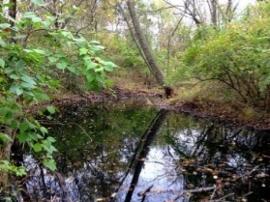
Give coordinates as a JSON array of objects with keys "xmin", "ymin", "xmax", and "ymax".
[{"xmin": 11, "ymin": 104, "xmax": 270, "ymax": 201}]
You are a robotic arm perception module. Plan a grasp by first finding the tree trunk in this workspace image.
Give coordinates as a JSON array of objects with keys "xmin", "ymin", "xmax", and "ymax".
[
  {"xmin": 126, "ymin": 0, "xmax": 173, "ymax": 97},
  {"xmin": 211, "ymin": 0, "xmax": 218, "ymax": 26},
  {"xmin": 8, "ymin": 0, "xmax": 16, "ymax": 25},
  {"xmin": 117, "ymin": 3, "xmax": 152, "ymax": 72}
]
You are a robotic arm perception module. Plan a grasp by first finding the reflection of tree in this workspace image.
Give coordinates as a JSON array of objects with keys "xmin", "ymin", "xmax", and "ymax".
[
  {"xmin": 51, "ymin": 105, "xmax": 157, "ymax": 168},
  {"xmin": 123, "ymin": 109, "xmax": 168, "ymax": 202},
  {"xmin": 12, "ymin": 105, "xmax": 270, "ymax": 202},
  {"xmin": 165, "ymin": 122, "xmax": 270, "ymax": 201},
  {"xmin": 21, "ymin": 105, "xmax": 158, "ymax": 201}
]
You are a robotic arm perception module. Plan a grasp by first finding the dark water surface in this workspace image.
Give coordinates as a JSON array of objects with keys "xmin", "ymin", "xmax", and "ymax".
[{"xmin": 19, "ymin": 105, "xmax": 270, "ymax": 201}]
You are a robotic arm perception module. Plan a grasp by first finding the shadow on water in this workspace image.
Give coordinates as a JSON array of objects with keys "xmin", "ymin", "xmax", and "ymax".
[{"xmin": 4, "ymin": 104, "xmax": 270, "ymax": 201}]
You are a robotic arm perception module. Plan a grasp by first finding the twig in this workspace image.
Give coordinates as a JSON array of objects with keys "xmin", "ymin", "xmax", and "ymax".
[
  {"xmin": 173, "ymin": 186, "xmax": 216, "ymax": 201},
  {"xmin": 210, "ymin": 185, "xmax": 217, "ymax": 200},
  {"xmin": 210, "ymin": 193, "xmax": 234, "ymax": 202},
  {"xmin": 187, "ymin": 186, "xmax": 216, "ymax": 193},
  {"xmin": 243, "ymin": 192, "xmax": 253, "ymax": 198},
  {"xmin": 138, "ymin": 185, "xmax": 154, "ymax": 202}
]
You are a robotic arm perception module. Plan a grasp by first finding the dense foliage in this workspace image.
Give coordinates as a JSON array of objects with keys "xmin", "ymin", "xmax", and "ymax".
[
  {"xmin": 180, "ymin": 2, "xmax": 270, "ymax": 109},
  {"xmin": 0, "ymin": 0, "xmax": 115, "ymax": 177}
]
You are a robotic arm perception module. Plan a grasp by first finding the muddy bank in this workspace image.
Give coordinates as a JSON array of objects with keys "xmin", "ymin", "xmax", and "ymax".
[{"xmin": 28, "ymin": 87, "xmax": 270, "ymax": 131}]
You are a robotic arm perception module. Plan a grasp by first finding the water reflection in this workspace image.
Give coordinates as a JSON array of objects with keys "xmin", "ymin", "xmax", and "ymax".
[
  {"xmin": 13, "ymin": 105, "xmax": 270, "ymax": 201},
  {"xmin": 119, "ymin": 109, "xmax": 168, "ymax": 202}
]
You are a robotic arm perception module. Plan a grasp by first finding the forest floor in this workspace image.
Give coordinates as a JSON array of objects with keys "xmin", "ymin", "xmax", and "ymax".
[
  {"xmin": 28, "ymin": 73, "xmax": 270, "ymax": 131},
  {"xmin": 28, "ymin": 76, "xmax": 270, "ymax": 130}
]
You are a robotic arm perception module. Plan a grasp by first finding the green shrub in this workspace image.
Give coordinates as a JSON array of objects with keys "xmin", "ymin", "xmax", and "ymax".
[
  {"xmin": 0, "ymin": 3, "xmax": 116, "ymax": 175},
  {"xmin": 181, "ymin": 2, "xmax": 270, "ymax": 109}
]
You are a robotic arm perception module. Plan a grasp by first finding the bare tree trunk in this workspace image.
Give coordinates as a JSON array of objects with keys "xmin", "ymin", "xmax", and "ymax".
[
  {"xmin": 207, "ymin": 0, "xmax": 218, "ymax": 26},
  {"xmin": 226, "ymin": 0, "xmax": 232, "ymax": 16},
  {"xmin": 211, "ymin": 0, "xmax": 218, "ymax": 26},
  {"xmin": 225, "ymin": 0, "xmax": 236, "ymax": 23},
  {"xmin": 126, "ymin": 0, "xmax": 173, "ymax": 97},
  {"xmin": 184, "ymin": 0, "xmax": 203, "ymax": 26}
]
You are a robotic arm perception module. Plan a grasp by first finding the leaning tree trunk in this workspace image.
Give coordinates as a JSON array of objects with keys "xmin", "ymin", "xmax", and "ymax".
[
  {"xmin": 117, "ymin": 3, "xmax": 152, "ymax": 71},
  {"xmin": 126, "ymin": 0, "xmax": 173, "ymax": 97}
]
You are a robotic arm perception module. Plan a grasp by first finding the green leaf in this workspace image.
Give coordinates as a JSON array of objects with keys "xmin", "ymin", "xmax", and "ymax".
[
  {"xmin": 48, "ymin": 56, "xmax": 58, "ymax": 63},
  {"xmin": 0, "ymin": 23, "xmax": 11, "ymax": 29},
  {"xmin": 0, "ymin": 58, "xmax": 5, "ymax": 68},
  {"xmin": 56, "ymin": 62, "xmax": 67, "ymax": 70},
  {"xmin": 40, "ymin": 127, "xmax": 48, "ymax": 135},
  {"xmin": 73, "ymin": 37, "xmax": 87, "ymax": 46},
  {"xmin": 32, "ymin": 90, "xmax": 50, "ymax": 101},
  {"xmin": 9, "ymin": 85, "xmax": 24, "ymax": 96},
  {"xmin": 79, "ymin": 48, "xmax": 88, "ymax": 55},
  {"xmin": 46, "ymin": 106, "xmax": 56, "ymax": 114},
  {"xmin": 23, "ymin": 12, "xmax": 42, "ymax": 23},
  {"xmin": 86, "ymin": 73, "xmax": 94, "ymax": 82},
  {"xmin": 43, "ymin": 16, "xmax": 55, "ymax": 28},
  {"xmin": 94, "ymin": 66, "xmax": 104, "ymax": 73},
  {"xmin": 21, "ymin": 75, "xmax": 36, "ymax": 86},
  {"xmin": 85, "ymin": 61, "xmax": 97, "ymax": 70},
  {"xmin": 91, "ymin": 45, "xmax": 105, "ymax": 52},
  {"xmin": 0, "ymin": 133, "xmax": 12, "ymax": 144},
  {"xmin": 66, "ymin": 66, "xmax": 77, "ymax": 74},
  {"xmin": 17, "ymin": 133, "xmax": 29, "ymax": 143},
  {"xmin": 90, "ymin": 40, "xmax": 100, "ymax": 45},
  {"xmin": 47, "ymin": 136, "xmax": 56, "ymax": 143},
  {"xmin": 0, "ymin": 160, "xmax": 26, "ymax": 176},
  {"xmin": 42, "ymin": 140, "xmax": 57, "ymax": 154},
  {"xmin": 33, "ymin": 143, "xmax": 43, "ymax": 152},
  {"xmin": 31, "ymin": 0, "xmax": 45, "ymax": 6},
  {"xmin": 60, "ymin": 31, "xmax": 72, "ymax": 37},
  {"xmin": 31, "ymin": 49, "xmax": 46, "ymax": 55},
  {"xmin": 43, "ymin": 158, "xmax": 56, "ymax": 171},
  {"xmin": 0, "ymin": 37, "xmax": 6, "ymax": 47},
  {"xmin": 21, "ymin": 81, "xmax": 36, "ymax": 89},
  {"xmin": 9, "ymin": 74, "xmax": 19, "ymax": 80},
  {"xmin": 101, "ymin": 61, "xmax": 117, "ymax": 71}
]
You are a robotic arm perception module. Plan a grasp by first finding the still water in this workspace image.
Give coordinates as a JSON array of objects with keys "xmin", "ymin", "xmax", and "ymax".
[{"xmin": 20, "ymin": 104, "xmax": 270, "ymax": 201}]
